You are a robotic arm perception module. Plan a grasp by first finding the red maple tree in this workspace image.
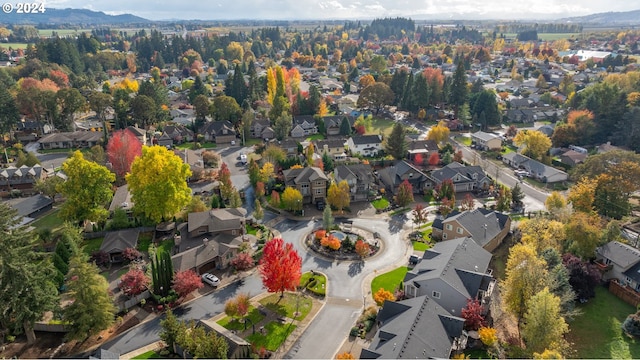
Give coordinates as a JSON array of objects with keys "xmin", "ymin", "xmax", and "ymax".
[
  {"xmin": 428, "ymin": 151, "xmax": 440, "ymax": 166},
  {"xmin": 119, "ymin": 268, "xmax": 150, "ymax": 297},
  {"xmin": 172, "ymin": 269, "xmax": 204, "ymax": 298},
  {"xmin": 122, "ymin": 247, "xmax": 141, "ymax": 263},
  {"xmin": 413, "ymin": 153, "xmax": 424, "ymax": 166},
  {"xmin": 354, "ymin": 239, "xmax": 370, "ymax": 258},
  {"xmin": 259, "ymin": 238, "xmax": 302, "ymax": 297},
  {"xmin": 230, "ymin": 252, "xmax": 255, "ymax": 271},
  {"xmin": 107, "ymin": 129, "xmax": 142, "ymax": 180},
  {"xmin": 461, "ymin": 298, "xmax": 485, "ymax": 330}
]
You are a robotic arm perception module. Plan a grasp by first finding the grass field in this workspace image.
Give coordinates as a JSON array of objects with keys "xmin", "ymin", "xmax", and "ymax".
[
  {"xmin": 367, "ymin": 117, "xmax": 395, "ymax": 138},
  {"xmin": 82, "ymin": 237, "xmax": 104, "ymax": 257},
  {"xmin": 0, "ymin": 43, "xmax": 29, "ymax": 49},
  {"xmin": 567, "ymin": 286, "xmax": 640, "ymax": 359},
  {"xmin": 371, "ymin": 266, "xmax": 408, "ymax": 295},
  {"xmin": 32, "ymin": 208, "xmax": 64, "ymax": 233},
  {"xmin": 412, "ymin": 241, "xmax": 430, "ymax": 251},
  {"xmin": 37, "ymin": 29, "xmax": 92, "ymax": 37},
  {"xmin": 246, "ymin": 321, "xmax": 297, "ymax": 351},
  {"xmin": 371, "ymin": 198, "xmax": 389, "ymax": 210},
  {"xmin": 259, "ymin": 293, "xmax": 312, "ymax": 321},
  {"xmin": 501, "ymin": 32, "xmax": 580, "ymax": 41},
  {"xmin": 217, "ymin": 306, "xmax": 266, "ymax": 331},
  {"xmin": 131, "ymin": 350, "xmax": 162, "ymax": 359},
  {"xmin": 299, "ymin": 271, "xmax": 327, "ymax": 296}
]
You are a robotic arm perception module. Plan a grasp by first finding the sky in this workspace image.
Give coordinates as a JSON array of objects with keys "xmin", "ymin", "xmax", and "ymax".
[{"xmin": 43, "ymin": 0, "xmax": 640, "ymax": 21}]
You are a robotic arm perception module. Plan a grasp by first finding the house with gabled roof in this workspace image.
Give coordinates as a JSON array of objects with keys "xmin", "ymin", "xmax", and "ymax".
[
  {"xmin": 291, "ymin": 115, "xmax": 318, "ymax": 138},
  {"xmin": 314, "ymin": 138, "xmax": 348, "ymax": 161},
  {"xmin": 162, "ymin": 124, "xmax": 194, "ymax": 144},
  {"xmin": 99, "ymin": 229, "xmax": 140, "ymax": 263},
  {"xmin": 323, "ymin": 115, "xmax": 354, "ymax": 136},
  {"xmin": 377, "ymin": 160, "xmax": 434, "ymax": 195},
  {"xmin": 0, "ymin": 164, "xmax": 47, "ymax": 194},
  {"xmin": 201, "ymin": 120, "xmax": 237, "ymax": 144},
  {"xmin": 361, "ymin": 296, "xmax": 467, "ymax": 359},
  {"xmin": 334, "ymin": 164, "xmax": 376, "ymax": 202},
  {"xmin": 185, "ymin": 208, "xmax": 247, "ymax": 239},
  {"xmin": 347, "ymin": 135, "xmax": 383, "ymax": 157},
  {"xmin": 430, "ymin": 162, "xmax": 491, "ymax": 193},
  {"xmin": 431, "ymin": 209, "xmax": 511, "ymax": 252},
  {"xmin": 283, "ymin": 166, "xmax": 328, "ymax": 205},
  {"xmin": 38, "ymin": 131, "xmax": 104, "ymax": 150},
  {"xmin": 596, "ymin": 241, "xmax": 640, "ymax": 292},
  {"xmin": 403, "ymin": 237, "xmax": 494, "ymax": 316},
  {"xmin": 502, "ymin": 153, "xmax": 568, "ymax": 183},
  {"xmin": 108, "ymin": 184, "xmax": 134, "ymax": 215},
  {"xmin": 251, "ymin": 118, "xmax": 274, "ymax": 140},
  {"xmin": 406, "ymin": 139, "xmax": 439, "ymax": 162},
  {"xmin": 470, "ymin": 131, "xmax": 502, "ymax": 151}
]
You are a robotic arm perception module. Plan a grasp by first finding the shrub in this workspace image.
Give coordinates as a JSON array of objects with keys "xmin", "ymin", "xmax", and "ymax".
[
  {"xmin": 373, "ymin": 288, "xmax": 395, "ymax": 306},
  {"xmin": 623, "ymin": 312, "xmax": 640, "ymax": 337},
  {"xmin": 479, "ymin": 326, "xmax": 498, "ymax": 347},
  {"xmin": 122, "ymin": 247, "xmax": 141, "ymax": 263},
  {"xmin": 315, "ymin": 230, "xmax": 327, "ymax": 239},
  {"xmin": 230, "ymin": 252, "xmax": 255, "ymax": 271},
  {"xmin": 91, "ymin": 250, "xmax": 110, "ymax": 266}
]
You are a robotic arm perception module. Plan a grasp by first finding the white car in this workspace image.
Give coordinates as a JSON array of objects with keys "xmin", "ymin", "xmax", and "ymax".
[{"xmin": 201, "ymin": 273, "xmax": 220, "ymax": 287}]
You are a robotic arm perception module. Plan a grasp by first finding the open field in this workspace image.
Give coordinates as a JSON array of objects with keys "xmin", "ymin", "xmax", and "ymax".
[
  {"xmin": 0, "ymin": 43, "xmax": 29, "ymax": 49},
  {"xmin": 501, "ymin": 33, "xmax": 581, "ymax": 41},
  {"xmin": 367, "ymin": 117, "xmax": 395, "ymax": 138}
]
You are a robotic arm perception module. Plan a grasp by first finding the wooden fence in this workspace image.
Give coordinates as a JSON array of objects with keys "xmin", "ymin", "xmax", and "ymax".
[{"xmin": 609, "ymin": 280, "xmax": 640, "ymax": 307}]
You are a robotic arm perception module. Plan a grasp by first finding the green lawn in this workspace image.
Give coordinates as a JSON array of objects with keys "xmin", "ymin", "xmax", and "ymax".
[
  {"xmin": 299, "ymin": 271, "xmax": 327, "ymax": 296},
  {"xmin": 371, "ymin": 266, "xmax": 408, "ymax": 295},
  {"xmin": 567, "ymin": 286, "xmax": 640, "ymax": 359},
  {"xmin": 131, "ymin": 350, "xmax": 163, "ymax": 359},
  {"xmin": 455, "ymin": 136, "xmax": 472, "ymax": 146},
  {"xmin": 305, "ymin": 134, "xmax": 325, "ymax": 141},
  {"xmin": 32, "ymin": 208, "xmax": 64, "ymax": 233},
  {"xmin": 246, "ymin": 321, "xmax": 297, "ymax": 351},
  {"xmin": 538, "ymin": 33, "xmax": 581, "ymax": 41},
  {"xmin": 367, "ymin": 117, "xmax": 395, "ymax": 138},
  {"xmin": 244, "ymin": 138, "xmax": 262, "ymax": 147},
  {"xmin": 217, "ymin": 306, "xmax": 266, "ymax": 331},
  {"xmin": 175, "ymin": 142, "xmax": 217, "ymax": 150},
  {"xmin": 259, "ymin": 293, "xmax": 312, "ymax": 321},
  {"xmin": 371, "ymin": 198, "xmax": 389, "ymax": 210},
  {"xmin": 137, "ymin": 232, "xmax": 154, "ymax": 253},
  {"xmin": 82, "ymin": 237, "xmax": 104, "ymax": 257},
  {"xmin": 412, "ymin": 241, "xmax": 430, "ymax": 251},
  {"xmin": 246, "ymin": 224, "xmax": 259, "ymax": 235},
  {"xmin": 156, "ymin": 238, "xmax": 175, "ymax": 254},
  {"xmin": 0, "ymin": 43, "xmax": 29, "ymax": 49}
]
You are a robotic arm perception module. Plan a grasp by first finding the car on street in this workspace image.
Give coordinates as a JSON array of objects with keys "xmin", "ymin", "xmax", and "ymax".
[
  {"xmin": 316, "ymin": 200, "xmax": 325, "ymax": 210},
  {"xmin": 201, "ymin": 273, "xmax": 220, "ymax": 287}
]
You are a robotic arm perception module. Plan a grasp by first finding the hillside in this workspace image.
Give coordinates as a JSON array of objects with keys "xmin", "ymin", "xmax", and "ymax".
[
  {"xmin": 559, "ymin": 9, "xmax": 640, "ymax": 25},
  {"xmin": 0, "ymin": 8, "xmax": 150, "ymax": 25}
]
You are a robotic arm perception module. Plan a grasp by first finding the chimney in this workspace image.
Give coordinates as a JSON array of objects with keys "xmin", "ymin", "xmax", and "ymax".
[{"xmin": 203, "ymin": 238, "xmax": 209, "ymax": 245}]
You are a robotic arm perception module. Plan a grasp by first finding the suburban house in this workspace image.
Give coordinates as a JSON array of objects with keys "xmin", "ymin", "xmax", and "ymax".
[
  {"xmin": 282, "ymin": 166, "xmax": 328, "ymax": 205},
  {"xmin": 161, "ymin": 124, "xmax": 194, "ymax": 144},
  {"xmin": 323, "ymin": 115, "xmax": 354, "ymax": 136},
  {"xmin": 403, "ymin": 237, "xmax": 495, "ymax": 316},
  {"xmin": 291, "ymin": 115, "xmax": 318, "ymax": 138},
  {"xmin": 430, "ymin": 162, "xmax": 492, "ymax": 193},
  {"xmin": 333, "ymin": 164, "xmax": 376, "ymax": 202},
  {"xmin": 99, "ymin": 229, "xmax": 140, "ymax": 263},
  {"xmin": 172, "ymin": 208, "xmax": 248, "ymax": 272},
  {"xmin": 174, "ymin": 149, "xmax": 204, "ymax": 178},
  {"xmin": 313, "ymin": 138, "xmax": 348, "ymax": 161},
  {"xmin": 502, "ymin": 153, "xmax": 568, "ymax": 183},
  {"xmin": 0, "ymin": 165, "xmax": 47, "ymax": 195},
  {"xmin": 362, "ymin": 295, "xmax": 467, "ymax": 359},
  {"xmin": 377, "ymin": 160, "xmax": 434, "ymax": 195},
  {"xmin": 108, "ymin": 185, "xmax": 134, "ymax": 216},
  {"xmin": 347, "ymin": 135, "xmax": 383, "ymax": 157},
  {"xmin": 5, "ymin": 194, "xmax": 53, "ymax": 224},
  {"xmin": 201, "ymin": 121, "xmax": 237, "ymax": 144},
  {"xmin": 431, "ymin": 209, "xmax": 511, "ymax": 252},
  {"xmin": 184, "ymin": 208, "xmax": 247, "ymax": 239},
  {"xmin": 278, "ymin": 138, "xmax": 300, "ymax": 157},
  {"xmin": 156, "ymin": 133, "xmax": 173, "ymax": 148},
  {"xmin": 38, "ymin": 131, "xmax": 104, "ymax": 150},
  {"xmin": 559, "ymin": 149, "xmax": 587, "ymax": 167},
  {"xmin": 126, "ymin": 126, "xmax": 148, "ymax": 146},
  {"xmin": 250, "ymin": 118, "xmax": 274, "ymax": 140},
  {"xmin": 470, "ymin": 131, "xmax": 502, "ymax": 151},
  {"xmin": 596, "ymin": 241, "xmax": 640, "ymax": 292},
  {"xmin": 406, "ymin": 139, "xmax": 439, "ymax": 162},
  {"xmin": 197, "ymin": 319, "xmax": 252, "ymax": 358}
]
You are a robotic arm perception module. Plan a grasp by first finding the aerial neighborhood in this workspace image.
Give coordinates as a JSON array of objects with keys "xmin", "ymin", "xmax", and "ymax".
[{"xmin": 2, "ymin": 8, "xmax": 640, "ymax": 360}]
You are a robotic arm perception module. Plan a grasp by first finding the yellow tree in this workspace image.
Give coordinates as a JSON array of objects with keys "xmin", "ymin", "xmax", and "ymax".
[
  {"xmin": 500, "ymin": 243, "xmax": 549, "ymax": 328},
  {"xmin": 545, "ymin": 191, "xmax": 566, "ymax": 214},
  {"xmin": 565, "ymin": 212, "xmax": 601, "ymax": 259},
  {"xmin": 519, "ymin": 218, "xmax": 566, "ymax": 253},
  {"xmin": 427, "ymin": 121, "xmax": 450, "ymax": 145},
  {"xmin": 281, "ymin": 186, "xmax": 303, "ymax": 211},
  {"xmin": 126, "ymin": 146, "xmax": 192, "ymax": 223},
  {"xmin": 567, "ymin": 178, "xmax": 597, "ymax": 214},
  {"xmin": 522, "ymin": 287, "xmax": 568, "ymax": 355},
  {"xmin": 327, "ymin": 180, "xmax": 351, "ymax": 213},
  {"xmin": 373, "ymin": 288, "xmax": 395, "ymax": 306},
  {"xmin": 513, "ymin": 130, "xmax": 551, "ymax": 162},
  {"xmin": 358, "ymin": 74, "xmax": 375, "ymax": 89},
  {"xmin": 259, "ymin": 162, "xmax": 275, "ymax": 184},
  {"xmin": 317, "ymin": 99, "xmax": 329, "ymax": 117},
  {"xmin": 58, "ymin": 151, "xmax": 115, "ymax": 222},
  {"xmin": 266, "ymin": 67, "xmax": 277, "ymax": 105}
]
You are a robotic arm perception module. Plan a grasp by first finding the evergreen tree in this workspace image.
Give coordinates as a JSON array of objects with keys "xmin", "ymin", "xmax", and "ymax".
[
  {"xmin": 450, "ymin": 60, "xmax": 468, "ymax": 117},
  {"xmin": 323, "ymin": 205, "xmax": 334, "ymax": 230},
  {"xmin": 385, "ymin": 123, "xmax": 407, "ymax": 160},
  {"xmin": 0, "ymin": 203, "xmax": 59, "ymax": 344},
  {"xmin": 339, "ymin": 117, "xmax": 352, "ymax": 136},
  {"xmin": 0, "ymin": 86, "xmax": 20, "ymax": 138},
  {"xmin": 226, "ymin": 63, "xmax": 247, "ymax": 105},
  {"xmin": 151, "ymin": 250, "xmax": 174, "ymax": 297},
  {"xmin": 188, "ymin": 75, "xmax": 207, "ymax": 103},
  {"xmin": 411, "ymin": 73, "xmax": 430, "ymax": 111}
]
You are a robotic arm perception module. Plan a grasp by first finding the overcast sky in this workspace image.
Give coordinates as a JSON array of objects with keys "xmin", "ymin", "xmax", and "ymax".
[{"xmin": 43, "ymin": 0, "xmax": 640, "ymax": 21}]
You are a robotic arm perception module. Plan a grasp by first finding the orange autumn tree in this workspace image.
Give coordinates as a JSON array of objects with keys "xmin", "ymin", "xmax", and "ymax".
[
  {"xmin": 315, "ymin": 230, "xmax": 327, "ymax": 239},
  {"xmin": 355, "ymin": 240, "xmax": 370, "ymax": 258},
  {"xmin": 259, "ymin": 238, "xmax": 302, "ymax": 297},
  {"xmin": 374, "ymin": 288, "xmax": 395, "ymax": 306},
  {"xmin": 327, "ymin": 235, "xmax": 341, "ymax": 250}
]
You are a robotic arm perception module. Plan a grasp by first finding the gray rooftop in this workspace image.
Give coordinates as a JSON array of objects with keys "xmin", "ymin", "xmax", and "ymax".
[{"xmin": 597, "ymin": 241, "xmax": 640, "ymax": 270}]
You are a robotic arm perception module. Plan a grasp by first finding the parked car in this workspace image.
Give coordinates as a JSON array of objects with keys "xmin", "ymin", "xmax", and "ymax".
[
  {"xmin": 316, "ymin": 200, "xmax": 325, "ymax": 210},
  {"xmin": 409, "ymin": 255, "xmax": 420, "ymax": 265},
  {"xmin": 201, "ymin": 273, "xmax": 220, "ymax": 287}
]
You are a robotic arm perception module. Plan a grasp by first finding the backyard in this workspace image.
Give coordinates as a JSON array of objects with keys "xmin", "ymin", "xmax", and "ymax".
[
  {"xmin": 567, "ymin": 286, "xmax": 640, "ymax": 359},
  {"xmin": 371, "ymin": 266, "xmax": 408, "ymax": 295},
  {"xmin": 366, "ymin": 117, "xmax": 395, "ymax": 138},
  {"xmin": 32, "ymin": 208, "xmax": 64, "ymax": 233}
]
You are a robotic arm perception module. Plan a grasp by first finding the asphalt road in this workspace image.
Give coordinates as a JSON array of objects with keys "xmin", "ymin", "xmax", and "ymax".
[{"xmin": 100, "ymin": 275, "xmax": 265, "ymax": 355}]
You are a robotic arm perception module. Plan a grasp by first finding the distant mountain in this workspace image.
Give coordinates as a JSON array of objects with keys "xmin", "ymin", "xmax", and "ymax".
[
  {"xmin": 559, "ymin": 9, "xmax": 640, "ymax": 25},
  {"xmin": 0, "ymin": 8, "xmax": 150, "ymax": 25}
]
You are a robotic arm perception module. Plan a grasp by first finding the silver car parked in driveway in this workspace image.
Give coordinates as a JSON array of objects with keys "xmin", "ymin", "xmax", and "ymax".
[{"xmin": 201, "ymin": 273, "xmax": 220, "ymax": 287}]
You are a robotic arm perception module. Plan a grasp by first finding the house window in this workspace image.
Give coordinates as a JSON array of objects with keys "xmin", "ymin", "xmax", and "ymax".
[
  {"xmin": 445, "ymin": 224, "xmax": 452, "ymax": 231},
  {"xmin": 405, "ymin": 284, "xmax": 415, "ymax": 297},
  {"xmin": 432, "ymin": 291, "xmax": 441, "ymax": 299},
  {"xmin": 627, "ymin": 276, "xmax": 633, "ymax": 285},
  {"xmin": 604, "ymin": 258, "xmax": 612, "ymax": 265},
  {"xmin": 443, "ymin": 233, "xmax": 447, "ymax": 239},
  {"xmin": 315, "ymin": 188, "xmax": 323, "ymax": 195},
  {"xmin": 232, "ymin": 230, "xmax": 237, "ymax": 235},
  {"xmin": 457, "ymin": 227, "xmax": 464, "ymax": 234}
]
